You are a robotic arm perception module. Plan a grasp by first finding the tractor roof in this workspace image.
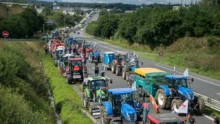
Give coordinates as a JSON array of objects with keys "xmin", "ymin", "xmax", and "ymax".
[
  {"xmin": 108, "ymin": 88, "xmax": 134, "ymax": 95},
  {"xmin": 135, "ymin": 68, "xmax": 166, "ymax": 77},
  {"xmin": 68, "ymin": 58, "xmax": 82, "ymax": 61},
  {"xmin": 87, "ymin": 76, "xmax": 106, "ymax": 80},
  {"xmin": 165, "ymin": 75, "xmax": 187, "ymax": 80},
  {"xmin": 148, "ymin": 113, "xmax": 184, "ymax": 123},
  {"xmin": 104, "ymin": 51, "xmax": 115, "ymax": 54},
  {"xmin": 63, "ymin": 54, "xmax": 74, "ymax": 57}
]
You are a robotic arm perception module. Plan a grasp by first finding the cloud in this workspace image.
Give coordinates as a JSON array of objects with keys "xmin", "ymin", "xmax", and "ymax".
[{"xmin": 45, "ymin": 0, "xmax": 201, "ymax": 5}]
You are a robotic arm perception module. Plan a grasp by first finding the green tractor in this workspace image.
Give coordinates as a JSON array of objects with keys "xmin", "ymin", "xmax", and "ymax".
[{"xmin": 83, "ymin": 71, "xmax": 113, "ymax": 116}]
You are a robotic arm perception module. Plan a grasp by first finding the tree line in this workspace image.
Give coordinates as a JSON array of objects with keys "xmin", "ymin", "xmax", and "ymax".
[{"xmin": 86, "ymin": 1, "xmax": 220, "ymax": 49}]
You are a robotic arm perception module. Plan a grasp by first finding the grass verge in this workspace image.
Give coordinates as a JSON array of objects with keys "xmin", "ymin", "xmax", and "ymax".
[
  {"xmin": 42, "ymin": 55, "xmax": 91, "ymax": 124},
  {"xmin": 84, "ymin": 33, "xmax": 220, "ymax": 80},
  {"xmin": 205, "ymin": 107, "xmax": 220, "ymax": 118}
]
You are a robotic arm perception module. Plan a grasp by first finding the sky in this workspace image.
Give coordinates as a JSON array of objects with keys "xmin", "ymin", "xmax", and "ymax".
[{"xmin": 41, "ymin": 0, "xmax": 201, "ymax": 5}]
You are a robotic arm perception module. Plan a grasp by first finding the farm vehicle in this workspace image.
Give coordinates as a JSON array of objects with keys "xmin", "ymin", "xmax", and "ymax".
[{"xmin": 128, "ymin": 67, "xmax": 205, "ymax": 114}]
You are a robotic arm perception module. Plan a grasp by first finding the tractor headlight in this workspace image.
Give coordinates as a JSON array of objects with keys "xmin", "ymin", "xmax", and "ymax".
[{"xmin": 126, "ymin": 113, "xmax": 130, "ymax": 121}]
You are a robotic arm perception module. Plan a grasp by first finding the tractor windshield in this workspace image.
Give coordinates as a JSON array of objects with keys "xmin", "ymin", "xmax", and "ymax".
[
  {"xmin": 83, "ymin": 44, "xmax": 90, "ymax": 49},
  {"xmin": 91, "ymin": 80, "xmax": 106, "ymax": 90},
  {"xmin": 153, "ymin": 76, "xmax": 172, "ymax": 88},
  {"xmin": 113, "ymin": 94, "xmax": 133, "ymax": 107},
  {"xmin": 56, "ymin": 50, "xmax": 63, "ymax": 55},
  {"xmin": 174, "ymin": 79, "xmax": 187, "ymax": 89},
  {"xmin": 71, "ymin": 61, "xmax": 82, "ymax": 67}
]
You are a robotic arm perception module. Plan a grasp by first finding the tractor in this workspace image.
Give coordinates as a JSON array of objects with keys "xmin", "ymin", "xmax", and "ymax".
[
  {"xmin": 129, "ymin": 67, "xmax": 205, "ymax": 114},
  {"xmin": 121, "ymin": 52, "xmax": 143, "ymax": 80},
  {"xmin": 100, "ymin": 88, "xmax": 149, "ymax": 124},
  {"xmin": 79, "ymin": 43, "xmax": 91, "ymax": 59},
  {"xmin": 83, "ymin": 70, "xmax": 113, "ymax": 116},
  {"xmin": 73, "ymin": 39, "xmax": 84, "ymax": 54},
  {"xmin": 89, "ymin": 49, "xmax": 101, "ymax": 63},
  {"xmin": 59, "ymin": 53, "xmax": 75, "ymax": 77},
  {"xmin": 53, "ymin": 46, "xmax": 65, "ymax": 66},
  {"xmin": 111, "ymin": 52, "xmax": 128, "ymax": 76},
  {"xmin": 65, "ymin": 57, "xmax": 87, "ymax": 84}
]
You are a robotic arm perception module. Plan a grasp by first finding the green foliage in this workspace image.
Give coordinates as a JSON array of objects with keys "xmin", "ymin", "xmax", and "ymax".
[
  {"xmin": 42, "ymin": 56, "xmax": 91, "ymax": 124},
  {"xmin": 207, "ymin": 37, "xmax": 220, "ymax": 47},
  {"xmin": 0, "ymin": 42, "xmax": 55, "ymax": 124}
]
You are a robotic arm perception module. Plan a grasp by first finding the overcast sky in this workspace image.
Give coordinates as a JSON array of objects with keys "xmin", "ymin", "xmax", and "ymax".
[{"xmin": 42, "ymin": 0, "xmax": 201, "ymax": 5}]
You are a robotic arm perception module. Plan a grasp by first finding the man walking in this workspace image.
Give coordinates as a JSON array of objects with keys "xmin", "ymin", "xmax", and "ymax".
[
  {"xmin": 187, "ymin": 113, "xmax": 196, "ymax": 124},
  {"xmin": 212, "ymin": 114, "xmax": 219, "ymax": 124}
]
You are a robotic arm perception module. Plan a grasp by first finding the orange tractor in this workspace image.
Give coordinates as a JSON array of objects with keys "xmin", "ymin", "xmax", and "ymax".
[{"xmin": 111, "ymin": 53, "xmax": 128, "ymax": 76}]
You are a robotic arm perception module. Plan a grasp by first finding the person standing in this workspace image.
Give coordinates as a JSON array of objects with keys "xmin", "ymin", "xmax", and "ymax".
[
  {"xmin": 187, "ymin": 113, "xmax": 196, "ymax": 124},
  {"xmin": 212, "ymin": 114, "xmax": 219, "ymax": 124}
]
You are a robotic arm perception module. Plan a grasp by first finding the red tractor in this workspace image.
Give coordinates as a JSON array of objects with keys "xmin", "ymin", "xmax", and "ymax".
[
  {"xmin": 65, "ymin": 57, "xmax": 87, "ymax": 84},
  {"xmin": 111, "ymin": 53, "xmax": 128, "ymax": 76},
  {"xmin": 48, "ymin": 39, "xmax": 63, "ymax": 57}
]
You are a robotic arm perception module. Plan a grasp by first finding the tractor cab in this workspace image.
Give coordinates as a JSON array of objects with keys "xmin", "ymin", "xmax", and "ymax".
[{"xmin": 147, "ymin": 111, "xmax": 184, "ymax": 124}]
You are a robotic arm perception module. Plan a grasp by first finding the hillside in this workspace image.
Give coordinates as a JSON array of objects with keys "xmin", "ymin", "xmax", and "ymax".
[{"xmin": 0, "ymin": 41, "xmax": 55, "ymax": 124}]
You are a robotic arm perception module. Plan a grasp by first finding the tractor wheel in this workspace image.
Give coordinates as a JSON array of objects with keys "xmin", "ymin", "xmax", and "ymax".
[
  {"xmin": 54, "ymin": 60, "xmax": 58, "ymax": 67},
  {"xmin": 66, "ymin": 74, "xmax": 72, "ymax": 84},
  {"xmin": 101, "ymin": 107, "xmax": 110, "ymax": 124},
  {"xmin": 116, "ymin": 66, "xmax": 120, "ymax": 76},
  {"xmin": 89, "ymin": 55, "xmax": 92, "ymax": 63},
  {"xmin": 122, "ymin": 67, "xmax": 126, "ymax": 80},
  {"xmin": 126, "ymin": 72, "xmax": 129, "ymax": 81},
  {"xmin": 196, "ymin": 97, "xmax": 205, "ymax": 115},
  {"xmin": 83, "ymin": 93, "xmax": 88, "ymax": 108},
  {"xmin": 171, "ymin": 99, "xmax": 182, "ymax": 109},
  {"xmin": 111, "ymin": 62, "xmax": 115, "ymax": 74},
  {"xmin": 156, "ymin": 89, "xmax": 169, "ymax": 109}
]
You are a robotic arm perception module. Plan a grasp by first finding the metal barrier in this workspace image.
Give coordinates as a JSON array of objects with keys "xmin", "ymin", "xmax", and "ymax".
[{"xmin": 194, "ymin": 92, "xmax": 220, "ymax": 112}]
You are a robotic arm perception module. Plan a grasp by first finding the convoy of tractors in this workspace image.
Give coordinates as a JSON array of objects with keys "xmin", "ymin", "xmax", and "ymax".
[{"xmin": 45, "ymin": 30, "xmax": 206, "ymax": 124}]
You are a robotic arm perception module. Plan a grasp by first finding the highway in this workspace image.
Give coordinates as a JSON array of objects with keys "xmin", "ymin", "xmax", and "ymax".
[{"xmin": 69, "ymin": 32, "xmax": 214, "ymax": 124}]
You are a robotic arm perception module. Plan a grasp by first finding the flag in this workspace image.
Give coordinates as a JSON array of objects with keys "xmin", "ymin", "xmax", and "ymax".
[
  {"xmin": 174, "ymin": 100, "xmax": 188, "ymax": 114},
  {"xmin": 183, "ymin": 68, "xmax": 188, "ymax": 77}
]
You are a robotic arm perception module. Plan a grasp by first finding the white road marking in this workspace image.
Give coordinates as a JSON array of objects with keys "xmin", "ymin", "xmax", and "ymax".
[
  {"xmin": 156, "ymin": 64, "xmax": 220, "ymax": 87},
  {"xmin": 217, "ymin": 93, "xmax": 220, "ymax": 95},
  {"xmin": 203, "ymin": 114, "xmax": 214, "ymax": 121}
]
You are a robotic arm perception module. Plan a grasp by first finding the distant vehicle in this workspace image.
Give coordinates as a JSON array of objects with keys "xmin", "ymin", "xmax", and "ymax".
[{"xmin": 77, "ymin": 32, "xmax": 80, "ymax": 34}]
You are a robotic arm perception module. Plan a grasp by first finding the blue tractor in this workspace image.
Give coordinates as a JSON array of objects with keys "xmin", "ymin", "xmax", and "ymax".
[
  {"xmin": 100, "ymin": 88, "xmax": 149, "ymax": 124},
  {"xmin": 89, "ymin": 49, "xmax": 101, "ymax": 63},
  {"xmin": 102, "ymin": 52, "xmax": 115, "ymax": 70},
  {"xmin": 155, "ymin": 75, "xmax": 205, "ymax": 114}
]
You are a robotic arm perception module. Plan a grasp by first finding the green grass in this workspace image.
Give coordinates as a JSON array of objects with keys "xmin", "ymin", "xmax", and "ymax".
[
  {"xmin": 76, "ymin": 84, "xmax": 83, "ymax": 92},
  {"xmin": 85, "ymin": 33, "xmax": 220, "ymax": 80},
  {"xmin": 42, "ymin": 55, "xmax": 91, "ymax": 124},
  {"xmin": 205, "ymin": 107, "xmax": 220, "ymax": 118}
]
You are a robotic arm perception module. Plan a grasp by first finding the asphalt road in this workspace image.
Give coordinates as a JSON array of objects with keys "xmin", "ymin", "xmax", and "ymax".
[{"xmin": 69, "ymin": 32, "xmax": 214, "ymax": 124}]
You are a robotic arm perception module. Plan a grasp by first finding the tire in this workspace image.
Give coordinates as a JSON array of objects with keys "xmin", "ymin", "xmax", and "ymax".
[
  {"xmin": 111, "ymin": 62, "xmax": 115, "ymax": 74},
  {"xmin": 116, "ymin": 66, "xmax": 120, "ymax": 76},
  {"xmin": 66, "ymin": 74, "xmax": 72, "ymax": 84},
  {"xmin": 156, "ymin": 89, "xmax": 169, "ymax": 109},
  {"xmin": 54, "ymin": 60, "xmax": 57, "ymax": 66},
  {"xmin": 122, "ymin": 67, "xmax": 126, "ymax": 79},
  {"xmin": 196, "ymin": 97, "xmax": 205, "ymax": 114},
  {"xmin": 83, "ymin": 93, "xmax": 88, "ymax": 108},
  {"xmin": 171, "ymin": 99, "xmax": 182, "ymax": 109},
  {"xmin": 89, "ymin": 55, "xmax": 92, "ymax": 63}
]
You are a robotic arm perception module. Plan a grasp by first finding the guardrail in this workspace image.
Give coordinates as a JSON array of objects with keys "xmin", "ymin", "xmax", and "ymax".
[{"xmin": 194, "ymin": 92, "xmax": 220, "ymax": 112}]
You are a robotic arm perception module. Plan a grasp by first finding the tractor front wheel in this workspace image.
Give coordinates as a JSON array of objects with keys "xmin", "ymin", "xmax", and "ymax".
[
  {"xmin": 66, "ymin": 74, "xmax": 72, "ymax": 84},
  {"xmin": 196, "ymin": 97, "xmax": 205, "ymax": 115},
  {"xmin": 171, "ymin": 99, "xmax": 182, "ymax": 110},
  {"xmin": 156, "ymin": 89, "xmax": 169, "ymax": 109},
  {"xmin": 111, "ymin": 62, "xmax": 115, "ymax": 74},
  {"xmin": 116, "ymin": 66, "xmax": 120, "ymax": 76}
]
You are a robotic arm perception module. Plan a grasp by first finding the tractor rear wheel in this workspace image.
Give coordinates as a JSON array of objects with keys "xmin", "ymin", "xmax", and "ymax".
[
  {"xmin": 122, "ymin": 67, "xmax": 126, "ymax": 80},
  {"xmin": 171, "ymin": 99, "xmax": 182, "ymax": 109},
  {"xmin": 156, "ymin": 89, "xmax": 169, "ymax": 109},
  {"xmin": 111, "ymin": 62, "xmax": 115, "ymax": 74},
  {"xmin": 116, "ymin": 66, "xmax": 120, "ymax": 76},
  {"xmin": 196, "ymin": 97, "xmax": 205, "ymax": 115}
]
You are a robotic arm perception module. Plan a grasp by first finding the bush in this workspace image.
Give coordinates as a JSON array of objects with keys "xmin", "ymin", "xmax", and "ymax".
[{"xmin": 207, "ymin": 37, "xmax": 219, "ymax": 47}]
